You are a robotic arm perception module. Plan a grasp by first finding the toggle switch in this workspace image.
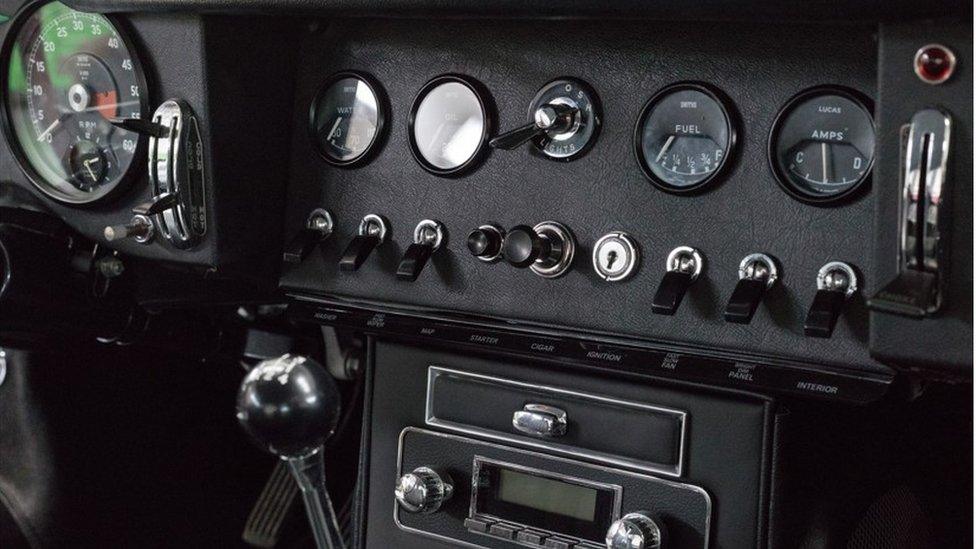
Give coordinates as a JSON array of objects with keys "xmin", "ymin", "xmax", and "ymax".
[
  {"xmin": 651, "ymin": 246, "xmax": 704, "ymax": 315},
  {"xmin": 339, "ymin": 214, "xmax": 390, "ymax": 271},
  {"xmin": 592, "ymin": 232, "xmax": 640, "ymax": 282},
  {"xmin": 283, "ymin": 209, "xmax": 334, "ymax": 264},
  {"xmin": 805, "ymin": 262, "xmax": 859, "ymax": 338},
  {"xmin": 397, "ymin": 219, "xmax": 446, "ymax": 281},
  {"xmin": 502, "ymin": 222, "xmax": 576, "ymax": 278},
  {"xmin": 724, "ymin": 253, "xmax": 779, "ymax": 324},
  {"xmin": 467, "ymin": 225, "xmax": 505, "ymax": 262}
]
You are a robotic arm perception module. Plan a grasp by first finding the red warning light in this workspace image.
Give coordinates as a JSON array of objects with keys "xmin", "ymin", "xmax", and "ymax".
[{"xmin": 914, "ymin": 44, "xmax": 956, "ymax": 84}]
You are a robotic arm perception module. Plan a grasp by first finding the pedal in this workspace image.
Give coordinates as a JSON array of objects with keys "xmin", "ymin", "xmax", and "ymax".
[{"xmin": 242, "ymin": 460, "xmax": 298, "ymax": 547}]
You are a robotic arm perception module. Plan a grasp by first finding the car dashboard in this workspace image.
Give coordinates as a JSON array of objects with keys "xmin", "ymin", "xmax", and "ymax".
[{"xmin": 0, "ymin": 0, "xmax": 972, "ymax": 548}]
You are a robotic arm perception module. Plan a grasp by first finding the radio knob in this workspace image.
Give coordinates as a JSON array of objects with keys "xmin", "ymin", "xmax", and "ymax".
[
  {"xmin": 605, "ymin": 512, "xmax": 666, "ymax": 549},
  {"xmin": 394, "ymin": 467, "xmax": 454, "ymax": 514}
]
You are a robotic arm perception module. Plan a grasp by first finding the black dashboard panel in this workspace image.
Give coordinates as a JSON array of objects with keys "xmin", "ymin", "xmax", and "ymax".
[{"xmin": 279, "ymin": 17, "xmax": 886, "ymax": 373}]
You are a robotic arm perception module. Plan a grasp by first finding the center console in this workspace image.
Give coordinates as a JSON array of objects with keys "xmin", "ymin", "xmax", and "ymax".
[{"xmin": 362, "ymin": 341, "xmax": 778, "ymax": 548}]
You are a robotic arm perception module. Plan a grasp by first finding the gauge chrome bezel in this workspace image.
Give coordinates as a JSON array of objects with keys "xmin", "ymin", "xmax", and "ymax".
[
  {"xmin": 766, "ymin": 85, "xmax": 876, "ymax": 207},
  {"xmin": 308, "ymin": 70, "xmax": 388, "ymax": 168},
  {"xmin": 407, "ymin": 73, "xmax": 494, "ymax": 178},
  {"xmin": 527, "ymin": 77, "xmax": 602, "ymax": 162},
  {"xmin": 634, "ymin": 82, "xmax": 739, "ymax": 196},
  {"xmin": 0, "ymin": 0, "xmax": 151, "ymax": 206}
]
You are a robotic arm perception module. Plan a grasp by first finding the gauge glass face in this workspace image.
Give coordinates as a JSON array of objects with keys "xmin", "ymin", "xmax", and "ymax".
[
  {"xmin": 310, "ymin": 74, "xmax": 383, "ymax": 166},
  {"xmin": 2, "ymin": 1, "xmax": 147, "ymax": 203},
  {"xmin": 636, "ymin": 85, "xmax": 734, "ymax": 192},
  {"xmin": 770, "ymin": 89, "xmax": 875, "ymax": 202},
  {"xmin": 410, "ymin": 78, "xmax": 487, "ymax": 173}
]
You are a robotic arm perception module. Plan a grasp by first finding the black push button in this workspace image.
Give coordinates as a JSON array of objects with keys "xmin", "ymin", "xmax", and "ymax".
[
  {"xmin": 488, "ymin": 522, "xmax": 520, "ymax": 540},
  {"xmin": 544, "ymin": 536, "xmax": 577, "ymax": 549},
  {"xmin": 464, "ymin": 517, "xmax": 492, "ymax": 534},
  {"xmin": 503, "ymin": 225, "xmax": 552, "ymax": 268},
  {"xmin": 467, "ymin": 227, "xmax": 503, "ymax": 260},
  {"xmin": 517, "ymin": 529, "xmax": 550, "ymax": 545}
]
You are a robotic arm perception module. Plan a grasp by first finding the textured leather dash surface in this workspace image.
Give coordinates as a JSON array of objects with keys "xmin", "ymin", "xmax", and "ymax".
[{"xmin": 280, "ymin": 18, "xmax": 889, "ymax": 373}]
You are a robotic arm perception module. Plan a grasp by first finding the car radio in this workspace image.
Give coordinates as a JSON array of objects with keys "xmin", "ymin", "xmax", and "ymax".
[{"xmin": 394, "ymin": 428, "xmax": 712, "ymax": 549}]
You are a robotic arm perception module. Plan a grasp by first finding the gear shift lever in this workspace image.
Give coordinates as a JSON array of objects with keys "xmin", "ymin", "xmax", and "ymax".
[{"xmin": 236, "ymin": 354, "xmax": 346, "ymax": 549}]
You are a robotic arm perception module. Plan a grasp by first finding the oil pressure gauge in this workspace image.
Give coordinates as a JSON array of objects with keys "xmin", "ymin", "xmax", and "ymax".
[
  {"xmin": 309, "ymin": 71, "xmax": 387, "ymax": 167},
  {"xmin": 635, "ymin": 83, "xmax": 737, "ymax": 194},
  {"xmin": 768, "ymin": 86, "xmax": 875, "ymax": 204}
]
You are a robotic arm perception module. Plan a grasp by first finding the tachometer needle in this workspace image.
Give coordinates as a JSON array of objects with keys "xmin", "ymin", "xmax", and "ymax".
[
  {"xmin": 83, "ymin": 158, "xmax": 98, "ymax": 182},
  {"xmin": 655, "ymin": 135, "xmax": 676, "ymax": 163},
  {"xmin": 36, "ymin": 119, "xmax": 60, "ymax": 142}
]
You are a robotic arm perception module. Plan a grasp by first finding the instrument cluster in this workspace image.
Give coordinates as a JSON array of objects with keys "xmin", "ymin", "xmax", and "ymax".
[{"xmin": 308, "ymin": 71, "xmax": 877, "ymax": 205}]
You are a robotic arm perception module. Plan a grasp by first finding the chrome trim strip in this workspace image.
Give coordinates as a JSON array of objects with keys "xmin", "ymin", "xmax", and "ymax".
[
  {"xmin": 424, "ymin": 365, "xmax": 687, "ymax": 478},
  {"xmin": 393, "ymin": 427, "xmax": 712, "ymax": 548}
]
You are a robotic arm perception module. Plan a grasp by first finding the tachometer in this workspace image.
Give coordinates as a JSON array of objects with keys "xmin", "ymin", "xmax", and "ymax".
[{"xmin": 1, "ymin": 1, "xmax": 148, "ymax": 204}]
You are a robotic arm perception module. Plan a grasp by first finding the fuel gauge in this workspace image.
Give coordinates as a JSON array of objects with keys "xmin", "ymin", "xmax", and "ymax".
[
  {"xmin": 309, "ymin": 72, "xmax": 387, "ymax": 167},
  {"xmin": 635, "ymin": 83, "xmax": 738, "ymax": 194}
]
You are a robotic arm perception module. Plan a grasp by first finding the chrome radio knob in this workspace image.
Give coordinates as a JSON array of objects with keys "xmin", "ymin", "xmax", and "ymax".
[
  {"xmin": 606, "ymin": 512, "xmax": 665, "ymax": 549},
  {"xmin": 394, "ymin": 467, "xmax": 454, "ymax": 514}
]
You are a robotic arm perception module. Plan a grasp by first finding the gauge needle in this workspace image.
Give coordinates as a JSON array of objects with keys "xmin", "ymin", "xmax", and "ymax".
[
  {"xmin": 655, "ymin": 135, "xmax": 676, "ymax": 163},
  {"xmin": 83, "ymin": 158, "xmax": 99, "ymax": 181},
  {"xmin": 327, "ymin": 116, "xmax": 343, "ymax": 141},
  {"xmin": 821, "ymin": 142, "xmax": 829, "ymax": 183},
  {"xmin": 36, "ymin": 119, "xmax": 61, "ymax": 142}
]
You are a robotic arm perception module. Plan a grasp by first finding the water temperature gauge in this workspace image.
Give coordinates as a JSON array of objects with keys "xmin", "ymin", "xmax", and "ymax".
[
  {"xmin": 635, "ymin": 83, "xmax": 738, "ymax": 194},
  {"xmin": 309, "ymin": 71, "xmax": 387, "ymax": 167}
]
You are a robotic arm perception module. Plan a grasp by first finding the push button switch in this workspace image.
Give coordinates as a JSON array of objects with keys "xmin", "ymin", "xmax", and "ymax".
[
  {"xmin": 467, "ymin": 225, "xmax": 505, "ymax": 262},
  {"xmin": 805, "ymin": 262, "xmax": 859, "ymax": 338},
  {"xmin": 724, "ymin": 253, "xmax": 779, "ymax": 324}
]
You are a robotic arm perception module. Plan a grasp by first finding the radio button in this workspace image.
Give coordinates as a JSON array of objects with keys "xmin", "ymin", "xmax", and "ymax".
[
  {"xmin": 488, "ymin": 522, "xmax": 520, "ymax": 540},
  {"xmin": 463, "ymin": 517, "xmax": 492, "ymax": 534},
  {"xmin": 544, "ymin": 536, "xmax": 579, "ymax": 549},
  {"xmin": 517, "ymin": 529, "xmax": 550, "ymax": 545}
]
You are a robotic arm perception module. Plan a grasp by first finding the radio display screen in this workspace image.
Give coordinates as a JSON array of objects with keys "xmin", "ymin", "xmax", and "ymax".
[{"xmin": 473, "ymin": 459, "xmax": 617, "ymax": 542}]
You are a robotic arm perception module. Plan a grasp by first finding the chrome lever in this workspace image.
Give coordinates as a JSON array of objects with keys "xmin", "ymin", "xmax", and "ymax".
[{"xmin": 870, "ymin": 109, "xmax": 952, "ymax": 317}]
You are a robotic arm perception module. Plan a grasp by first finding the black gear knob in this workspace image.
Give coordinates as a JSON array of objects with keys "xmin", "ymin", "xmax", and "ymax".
[{"xmin": 236, "ymin": 354, "xmax": 341, "ymax": 459}]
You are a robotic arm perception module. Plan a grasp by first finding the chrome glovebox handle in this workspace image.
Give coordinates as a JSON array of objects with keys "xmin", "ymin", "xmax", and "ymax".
[{"xmin": 512, "ymin": 403, "xmax": 568, "ymax": 438}]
